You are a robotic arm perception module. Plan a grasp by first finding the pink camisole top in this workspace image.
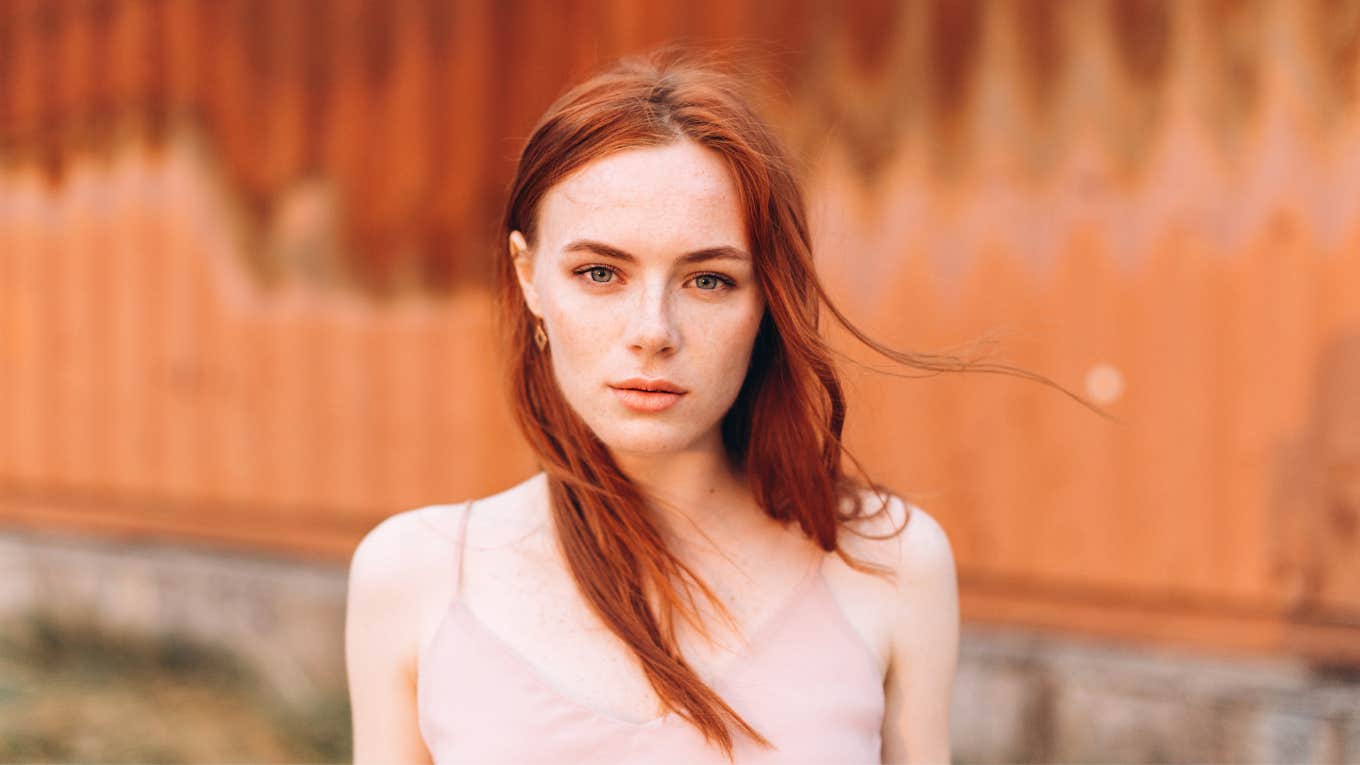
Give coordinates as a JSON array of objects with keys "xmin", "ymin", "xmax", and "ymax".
[{"xmin": 416, "ymin": 501, "xmax": 885, "ymax": 763}]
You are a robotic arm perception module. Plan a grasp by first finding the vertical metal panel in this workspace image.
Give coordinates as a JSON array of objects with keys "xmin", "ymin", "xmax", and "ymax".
[{"xmin": 0, "ymin": 0, "xmax": 1358, "ymax": 661}]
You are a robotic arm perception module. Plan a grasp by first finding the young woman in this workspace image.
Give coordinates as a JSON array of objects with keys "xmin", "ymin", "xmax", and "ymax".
[{"xmin": 347, "ymin": 49, "xmax": 964, "ymax": 764}]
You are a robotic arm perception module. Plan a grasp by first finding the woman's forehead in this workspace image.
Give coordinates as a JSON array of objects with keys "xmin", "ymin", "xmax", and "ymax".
[{"xmin": 539, "ymin": 142, "xmax": 747, "ymax": 250}]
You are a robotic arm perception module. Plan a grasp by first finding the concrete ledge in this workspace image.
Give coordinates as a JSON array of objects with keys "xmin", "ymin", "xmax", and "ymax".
[
  {"xmin": 955, "ymin": 626, "xmax": 1360, "ymax": 763},
  {"xmin": 0, "ymin": 528, "xmax": 349, "ymax": 708}
]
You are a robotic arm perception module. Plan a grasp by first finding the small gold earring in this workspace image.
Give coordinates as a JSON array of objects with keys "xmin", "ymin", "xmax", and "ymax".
[{"xmin": 534, "ymin": 320, "xmax": 548, "ymax": 350}]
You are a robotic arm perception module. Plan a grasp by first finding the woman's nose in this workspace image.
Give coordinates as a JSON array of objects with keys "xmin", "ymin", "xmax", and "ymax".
[{"xmin": 626, "ymin": 286, "xmax": 678, "ymax": 355}]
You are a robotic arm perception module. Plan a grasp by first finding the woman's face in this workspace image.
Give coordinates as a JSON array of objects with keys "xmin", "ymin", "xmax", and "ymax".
[{"xmin": 511, "ymin": 139, "xmax": 765, "ymax": 457}]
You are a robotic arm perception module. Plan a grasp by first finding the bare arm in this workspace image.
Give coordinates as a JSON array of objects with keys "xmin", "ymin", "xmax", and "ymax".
[
  {"xmin": 880, "ymin": 502, "xmax": 960, "ymax": 764},
  {"xmin": 346, "ymin": 514, "xmax": 435, "ymax": 765}
]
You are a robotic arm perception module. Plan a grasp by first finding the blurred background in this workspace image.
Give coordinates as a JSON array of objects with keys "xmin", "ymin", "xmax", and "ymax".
[{"xmin": 1, "ymin": 0, "xmax": 1359, "ymax": 762}]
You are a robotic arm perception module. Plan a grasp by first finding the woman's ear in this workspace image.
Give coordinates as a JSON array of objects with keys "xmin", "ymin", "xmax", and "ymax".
[{"xmin": 509, "ymin": 230, "xmax": 541, "ymax": 317}]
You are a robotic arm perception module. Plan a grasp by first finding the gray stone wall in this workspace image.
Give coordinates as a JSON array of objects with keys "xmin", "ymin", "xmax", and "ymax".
[
  {"xmin": 954, "ymin": 627, "xmax": 1360, "ymax": 763},
  {"xmin": 2, "ymin": 528, "xmax": 1357, "ymax": 763},
  {"xmin": 0, "ymin": 529, "xmax": 349, "ymax": 709}
]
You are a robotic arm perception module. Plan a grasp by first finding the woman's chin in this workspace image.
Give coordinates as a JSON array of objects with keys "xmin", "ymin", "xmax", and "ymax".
[{"xmin": 596, "ymin": 426, "xmax": 702, "ymax": 457}]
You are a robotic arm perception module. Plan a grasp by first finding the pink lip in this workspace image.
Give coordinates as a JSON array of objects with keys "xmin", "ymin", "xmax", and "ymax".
[
  {"xmin": 610, "ymin": 377, "xmax": 688, "ymax": 394},
  {"xmin": 610, "ymin": 386, "xmax": 686, "ymax": 413}
]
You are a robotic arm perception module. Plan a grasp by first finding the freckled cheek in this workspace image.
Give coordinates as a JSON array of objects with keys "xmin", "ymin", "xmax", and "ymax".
[
  {"xmin": 685, "ymin": 304, "xmax": 764, "ymax": 390},
  {"xmin": 541, "ymin": 281, "xmax": 621, "ymax": 336},
  {"xmin": 540, "ymin": 298, "xmax": 617, "ymax": 393}
]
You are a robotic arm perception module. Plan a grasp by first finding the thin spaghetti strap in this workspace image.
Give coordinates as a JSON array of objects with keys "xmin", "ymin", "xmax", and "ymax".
[{"xmin": 451, "ymin": 499, "xmax": 475, "ymax": 600}]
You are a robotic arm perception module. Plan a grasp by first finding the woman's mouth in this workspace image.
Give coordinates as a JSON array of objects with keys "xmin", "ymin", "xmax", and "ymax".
[{"xmin": 609, "ymin": 386, "xmax": 686, "ymax": 413}]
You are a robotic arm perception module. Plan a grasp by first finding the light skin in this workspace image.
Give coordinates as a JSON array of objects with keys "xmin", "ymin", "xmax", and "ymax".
[
  {"xmin": 346, "ymin": 137, "xmax": 958, "ymax": 764},
  {"xmin": 510, "ymin": 138, "xmax": 769, "ymax": 552}
]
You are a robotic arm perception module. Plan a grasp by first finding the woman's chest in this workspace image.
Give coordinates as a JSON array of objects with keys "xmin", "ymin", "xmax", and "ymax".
[
  {"xmin": 415, "ymin": 538, "xmax": 893, "ymax": 728},
  {"xmin": 415, "ymin": 555, "xmax": 887, "ymax": 764}
]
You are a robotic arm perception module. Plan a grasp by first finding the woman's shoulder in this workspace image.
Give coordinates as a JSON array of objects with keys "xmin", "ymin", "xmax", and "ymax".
[
  {"xmin": 351, "ymin": 473, "xmax": 552, "ymax": 582},
  {"xmin": 345, "ymin": 506, "xmax": 460, "ymax": 686},
  {"xmin": 836, "ymin": 487, "xmax": 952, "ymax": 576},
  {"xmin": 347, "ymin": 504, "xmax": 463, "ymax": 606},
  {"xmin": 346, "ymin": 479, "xmax": 550, "ymax": 663},
  {"xmin": 421, "ymin": 473, "xmax": 552, "ymax": 549}
]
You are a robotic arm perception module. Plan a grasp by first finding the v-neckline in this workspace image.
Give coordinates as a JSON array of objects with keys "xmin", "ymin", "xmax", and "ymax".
[{"xmin": 443, "ymin": 549, "xmax": 826, "ymax": 729}]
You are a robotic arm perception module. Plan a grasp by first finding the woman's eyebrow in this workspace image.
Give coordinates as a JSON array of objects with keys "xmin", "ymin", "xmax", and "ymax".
[{"xmin": 562, "ymin": 239, "xmax": 750, "ymax": 265}]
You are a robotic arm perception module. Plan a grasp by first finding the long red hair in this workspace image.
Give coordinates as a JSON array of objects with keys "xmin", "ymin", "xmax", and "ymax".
[{"xmin": 496, "ymin": 46, "xmax": 1099, "ymax": 759}]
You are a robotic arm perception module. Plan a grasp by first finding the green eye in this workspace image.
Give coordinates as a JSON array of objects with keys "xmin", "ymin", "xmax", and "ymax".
[
  {"xmin": 695, "ymin": 275, "xmax": 719, "ymax": 290},
  {"xmin": 588, "ymin": 267, "xmax": 613, "ymax": 283}
]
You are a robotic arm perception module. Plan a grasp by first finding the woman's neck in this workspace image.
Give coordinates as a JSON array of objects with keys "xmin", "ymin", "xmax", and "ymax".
[{"xmin": 609, "ymin": 436, "xmax": 769, "ymax": 555}]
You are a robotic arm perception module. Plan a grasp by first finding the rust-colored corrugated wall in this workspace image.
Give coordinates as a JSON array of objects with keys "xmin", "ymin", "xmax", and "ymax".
[{"xmin": 1, "ymin": 0, "xmax": 1358, "ymax": 664}]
